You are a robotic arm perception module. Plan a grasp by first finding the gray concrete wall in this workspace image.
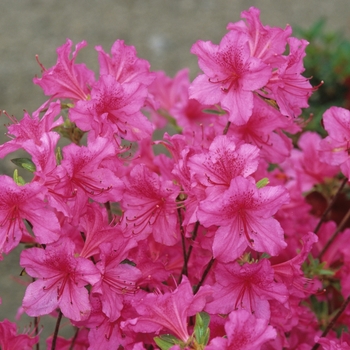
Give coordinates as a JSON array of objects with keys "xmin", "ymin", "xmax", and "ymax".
[{"xmin": 0, "ymin": 0, "xmax": 349, "ymax": 345}]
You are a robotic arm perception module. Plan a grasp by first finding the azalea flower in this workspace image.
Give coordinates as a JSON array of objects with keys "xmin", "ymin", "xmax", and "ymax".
[
  {"xmin": 59, "ymin": 136, "xmax": 125, "ymax": 203},
  {"xmin": 189, "ymin": 30, "xmax": 271, "ymax": 125},
  {"xmin": 96, "ymin": 39, "xmax": 155, "ymax": 86},
  {"xmin": 0, "ymin": 176, "xmax": 60, "ymax": 257},
  {"xmin": 0, "ymin": 319, "xmax": 38, "ymax": 350},
  {"xmin": 0, "ymin": 100, "xmax": 63, "ymax": 158},
  {"xmin": 20, "ymin": 238, "xmax": 100, "ymax": 321},
  {"xmin": 198, "ymin": 176, "xmax": 289, "ymax": 262},
  {"xmin": 122, "ymin": 276, "xmax": 211, "ymax": 343},
  {"xmin": 92, "ymin": 242, "xmax": 142, "ymax": 322},
  {"xmin": 227, "ymin": 6, "xmax": 292, "ymax": 65},
  {"xmin": 205, "ymin": 259, "xmax": 288, "ymax": 319},
  {"xmin": 319, "ymin": 106, "xmax": 350, "ymax": 179},
  {"xmin": 33, "ymin": 39, "xmax": 95, "ymax": 101},
  {"xmin": 206, "ymin": 309, "xmax": 277, "ymax": 350},
  {"xmin": 121, "ymin": 164, "xmax": 180, "ymax": 245},
  {"xmin": 188, "ymin": 135, "xmax": 259, "ymax": 196},
  {"xmin": 69, "ymin": 74, "xmax": 153, "ymax": 142},
  {"xmin": 265, "ymin": 37, "xmax": 314, "ymax": 118}
]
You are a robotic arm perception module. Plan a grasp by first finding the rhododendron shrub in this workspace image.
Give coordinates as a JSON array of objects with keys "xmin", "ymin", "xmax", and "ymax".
[{"xmin": 1, "ymin": 6, "xmax": 350, "ymax": 350}]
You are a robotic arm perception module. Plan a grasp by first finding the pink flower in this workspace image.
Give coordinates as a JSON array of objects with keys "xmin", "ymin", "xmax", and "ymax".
[
  {"xmin": 69, "ymin": 74, "xmax": 153, "ymax": 141},
  {"xmin": 314, "ymin": 335, "xmax": 350, "ymax": 350},
  {"xmin": 96, "ymin": 39, "xmax": 155, "ymax": 86},
  {"xmin": 121, "ymin": 164, "xmax": 180, "ymax": 245},
  {"xmin": 83, "ymin": 294, "xmax": 137, "ymax": 349},
  {"xmin": 79, "ymin": 203, "xmax": 127, "ymax": 259},
  {"xmin": 92, "ymin": 242, "xmax": 141, "ymax": 322},
  {"xmin": 60, "ymin": 136, "xmax": 125, "ymax": 203},
  {"xmin": 228, "ymin": 95, "xmax": 293, "ymax": 163},
  {"xmin": 0, "ymin": 176, "xmax": 60, "ymax": 257},
  {"xmin": 206, "ymin": 310, "xmax": 277, "ymax": 350},
  {"xmin": 122, "ymin": 276, "xmax": 211, "ymax": 342},
  {"xmin": 46, "ymin": 328, "xmax": 89, "ymax": 350},
  {"xmin": 20, "ymin": 238, "xmax": 100, "ymax": 321},
  {"xmin": 319, "ymin": 106, "xmax": 350, "ymax": 179},
  {"xmin": 227, "ymin": 7, "xmax": 292, "ymax": 65},
  {"xmin": 188, "ymin": 135, "xmax": 259, "ymax": 196},
  {"xmin": 34, "ymin": 39, "xmax": 95, "ymax": 101},
  {"xmin": 197, "ymin": 176, "xmax": 289, "ymax": 262},
  {"xmin": 205, "ymin": 259, "xmax": 289, "ymax": 319},
  {"xmin": 290, "ymin": 131, "xmax": 339, "ymax": 192},
  {"xmin": 272, "ymin": 232, "xmax": 319, "ymax": 298},
  {"xmin": 189, "ymin": 30, "xmax": 271, "ymax": 125},
  {"xmin": 0, "ymin": 101, "xmax": 63, "ymax": 158},
  {"xmin": 0, "ymin": 319, "xmax": 38, "ymax": 350},
  {"xmin": 266, "ymin": 37, "xmax": 314, "ymax": 118},
  {"xmin": 127, "ymin": 235, "xmax": 181, "ymax": 290}
]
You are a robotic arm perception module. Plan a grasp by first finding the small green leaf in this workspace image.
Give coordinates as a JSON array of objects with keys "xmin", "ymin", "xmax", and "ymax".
[
  {"xmin": 303, "ymin": 254, "xmax": 335, "ymax": 278},
  {"xmin": 198, "ymin": 311, "xmax": 210, "ymax": 329},
  {"xmin": 56, "ymin": 147, "xmax": 63, "ymax": 165},
  {"xmin": 202, "ymin": 109, "xmax": 226, "ymax": 115},
  {"xmin": 154, "ymin": 334, "xmax": 183, "ymax": 350},
  {"xmin": 11, "ymin": 158, "xmax": 36, "ymax": 172},
  {"xmin": 260, "ymin": 252, "xmax": 271, "ymax": 259},
  {"xmin": 13, "ymin": 169, "xmax": 25, "ymax": 185},
  {"xmin": 61, "ymin": 102, "xmax": 74, "ymax": 109},
  {"xmin": 256, "ymin": 178, "xmax": 269, "ymax": 189},
  {"xmin": 318, "ymin": 269, "xmax": 335, "ymax": 276},
  {"xmin": 120, "ymin": 258, "xmax": 136, "ymax": 267},
  {"xmin": 194, "ymin": 312, "xmax": 211, "ymax": 346}
]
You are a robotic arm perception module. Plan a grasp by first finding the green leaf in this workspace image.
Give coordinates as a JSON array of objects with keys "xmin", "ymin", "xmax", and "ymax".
[
  {"xmin": 260, "ymin": 252, "xmax": 271, "ymax": 259},
  {"xmin": 318, "ymin": 269, "xmax": 335, "ymax": 276},
  {"xmin": 202, "ymin": 109, "xmax": 226, "ymax": 115},
  {"xmin": 61, "ymin": 102, "xmax": 74, "ymax": 109},
  {"xmin": 256, "ymin": 178, "xmax": 269, "ymax": 189},
  {"xmin": 303, "ymin": 254, "xmax": 335, "ymax": 278},
  {"xmin": 13, "ymin": 169, "xmax": 25, "ymax": 185},
  {"xmin": 11, "ymin": 158, "xmax": 36, "ymax": 172},
  {"xmin": 56, "ymin": 147, "xmax": 63, "ymax": 165},
  {"xmin": 194, "ymin": 312, "xmax": 210, "ymax": 346},
  {"xmin": 154, "ymin": 334, "xmax": 183, "ymax": 350},
  {"xmin": 120, "ymin": 258, "xmax": 136, "ymax": 267}
]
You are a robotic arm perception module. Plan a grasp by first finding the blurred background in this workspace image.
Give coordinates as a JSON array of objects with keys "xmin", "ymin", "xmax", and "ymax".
[{"xmin": 0, "ymin": 0, "xmax": 349, "ymax": 345}]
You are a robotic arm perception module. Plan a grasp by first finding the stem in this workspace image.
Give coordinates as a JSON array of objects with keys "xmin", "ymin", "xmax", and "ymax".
[
  {"xmin": 223, "ymin": 121, "xmax": 231, "ymax": 135},
  {"xmin": 69, "ymin": 327, "xmax": 80, "ymax": 350},
  {"xmin": 178, "ymin": 208, "xmax": 188, "ymax": 283},
  {"xmin": 180, "ymin": 221, "xmax": 200, "ymax": 278},
  {"xmin": 185, "ymin": 221, "xmax": 200, "ymax": 263},
  {"xmin": 193, "ymin": 258, "xmax": 215, "ymax": 294},
  {"xmin": 31, "ymin": 276, "xmax": 40, "ymax": 350},
  {"xmin": 104, "ymin": 201, "xmax": 113, "ymax": 224},
  {"xmin": 51, "ymin": 309, "xmax": 63, "ymax": 350},
  {"xmin": 311, "ymin": 294, "xmax": 350, "ymax": 350},
  {"xmin": 34, "ymin": 316, "xmax": 39, "ymax": 350},
  {"xmin": 314, "ymin": 177, "xmax": 348, "ymax": 234},
  {"xmin": 318, "ymin": 206, "xmax": 350, "ymax": 260}
]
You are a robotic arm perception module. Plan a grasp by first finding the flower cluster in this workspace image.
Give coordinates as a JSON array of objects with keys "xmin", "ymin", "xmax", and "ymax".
[{"xmin": 1, "ymin": 6, "xmax": 350, "ymax": 350}]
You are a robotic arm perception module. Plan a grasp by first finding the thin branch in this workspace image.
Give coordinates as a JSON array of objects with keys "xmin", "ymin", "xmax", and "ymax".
[
  {"xmin": 178, "ymin": 208, "xmax": 188, "ymax": 283},
  {"xmin": 69, "ymin": 327, "xmax": 80, "ymax": 350},
  {"xmin": 223, "ymin": 121, "xmax": 231, "ymax": 135},
  {"xmin": 193, "ymin": 258, "xmax": 215, "ymax": 294},
  {"xmin": 318, "ymin": 206, "xmax": 350, "ymax": 260},
  {"xmin": 34, "ymin": 316, "xmax": 39, "ymax": 350},
  {"xmin": 314, "ymin": 177, "xmax": 348, "ymax": 234},
  {"xmin": 311, "ymin": 294, "xmax": 350, "ymax": 350},
  {"xmin": 185, "ymin": 221, "xmax": 200, "ymax": 263},
  {"xmin": 104, "ymin": 201, "xmax": 113, "ymax": 224},
  {"xmin": 180, "ymin": 221, "xmax": 200, "ymax": 278},
  {"xmin": 51, "ymin": 309, "xmax": 63, "ymax": 350}
]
